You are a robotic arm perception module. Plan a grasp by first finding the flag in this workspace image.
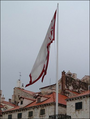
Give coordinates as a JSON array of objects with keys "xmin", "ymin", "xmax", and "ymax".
[{"xmin": 25, "ymin": 10, "xmax": 56, "ymax": 87}]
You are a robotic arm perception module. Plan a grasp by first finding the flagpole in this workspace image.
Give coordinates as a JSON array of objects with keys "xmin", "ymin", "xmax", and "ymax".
[{"xmin": 56, "ymin": 3, "xmax": 59, "ymax": 118}]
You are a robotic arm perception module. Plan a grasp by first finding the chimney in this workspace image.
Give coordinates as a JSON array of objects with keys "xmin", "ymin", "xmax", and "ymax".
[
  {"xmin": 11, "ymin": 95, "xmax": 14, "ymax": 103},
  {"xmin": 21, "ymin": 83, "xmax": 24, "ymax": 89},
  {"xmin": 9, "ymin": 99, "xmax": 11, "ymax": 103},
  {"xmin": 61, "ymin": 71, "xmax": 66, "ymax": 94}
]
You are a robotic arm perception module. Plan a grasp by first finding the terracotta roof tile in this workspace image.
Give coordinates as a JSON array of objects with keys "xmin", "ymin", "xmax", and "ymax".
[
  {"xmin": 65, "ymin": 89, "xmax": 79, "ymax": 95},
  {"xmin": 19, "ymin": 96, "xmax": 35, "ymax": 101},
  {"xmin": 2, "ymin": 101, "xmax": 17, "ymax": 107},
  {"xmin": 67, "ymin": 90, "xmax": 90, "ymax": 100},
  {"xmin": 0, "ymin": 104, "xmax": 4, "ymax": 108},
  {"xmin": 3, "ymin": 106, "xmax": 20, "ymax": 112},
  {"xmin": 26, "ymin": 92, "xmax": 67, "ymax": 108},
  {"xmin": 40, "ymin": 84, "xmax": 56, "ymax": 89},
  {"xmin": 17, "ymin": 88, "xmax": 34, "ymax": 95},
  {"xmin": 0, "ymin": 109, "xmax": 2, "ymax": 116},
  {"xmin": 3, "ymin": 92, "xmax": 67, "ymax": 112}
]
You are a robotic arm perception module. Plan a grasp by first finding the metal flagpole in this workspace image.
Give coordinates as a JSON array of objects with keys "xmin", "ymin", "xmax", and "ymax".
[{"xmin": 56, "ymin": 3, "xmax": 59, "ymax": 118}]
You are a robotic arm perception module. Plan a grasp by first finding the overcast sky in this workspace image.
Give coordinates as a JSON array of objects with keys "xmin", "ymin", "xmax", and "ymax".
[{"xmin": 1, "ymin": 1, "xmax": 89, "ymax": 101}]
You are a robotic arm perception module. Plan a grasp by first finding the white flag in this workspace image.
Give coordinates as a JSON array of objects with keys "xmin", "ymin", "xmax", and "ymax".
[{"xmin": 26, "ymin": 10, "xmax": 56, "ymax": 87}]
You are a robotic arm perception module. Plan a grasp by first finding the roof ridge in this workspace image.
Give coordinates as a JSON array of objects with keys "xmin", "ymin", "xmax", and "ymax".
[
  {"xmin": 17, "ymin": 87, "xmax": 35, "ymax": 95},
  {"xmin": 2, "ymin": 101, "xmax": 17, "ymax": 107},
  {"xmin": 67, "ymin": 90, "xmax": 90, "ymax": 100},
  {"xmin": 19, "ymin": 96, "xmax": 35, "ymax": 101}
]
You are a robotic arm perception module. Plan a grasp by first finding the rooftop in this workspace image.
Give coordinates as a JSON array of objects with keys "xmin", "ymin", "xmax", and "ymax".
[
  {"xmin": 66, "ymin": 90, "xmax": 90, "ymax": 101},
  {"xmin": 1, "ymin": 101, "xmax": 17, "ymax": 108},
  {"xmin": 3, "ymin": 92, "xmax": 68, "ymax": 113},
  {"xmin": 16, "ymin": 87, "xmax": 35, "ymax": 95}
]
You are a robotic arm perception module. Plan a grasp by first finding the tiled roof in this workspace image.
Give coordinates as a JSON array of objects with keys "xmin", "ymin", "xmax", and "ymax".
[
  {"xmin": 24, "ymin": 92, "xmax": 67, "ymax": 108},
  {"xmin": 34, "ymin": 92, "xmax": 41, "ymax": 94},
  {"xmin": 40, "ymin": 83, "xmax": 56, "ymax": 89},
  {"xmin": 3, "ymin": 106, "xmax": 20, "ymax": 112},
  {"xmin": 0, "ymin": 104, "xmax": 4, "ymax": 108},
  {"xmin": 3, "ymin": 92, "xmax": 67, "ymax": 113},
  {"xmin": 2, "ymin": 101, "xmax": 17, "ymax": 107},
  {"xmin": 0, "ymin": 109, "xmax": 2, "ymax": 116},
  {"xmin": 19, "ymin": 96, "xmax": 35, "ymax": 101},
  {"xmin": 66, "ymin": 90, "xmax": 90, "ymax": 100},
  {"xmin": 65, "ymin": 89, "xmax": 79, "ymax": 95},
  {"xmin": 17, "ymin": 87, "xmax": 34, "ymax": 95}
]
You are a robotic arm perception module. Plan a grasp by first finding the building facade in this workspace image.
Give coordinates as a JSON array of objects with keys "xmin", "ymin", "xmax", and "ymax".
[
  {"xmin": 1, "ymin": 70, "xmax": 90, "ymax": 119},
  {"xmin": 2, "ymin": 92, "xmax": 67, "ymax": 119},
  {"xmin": 66, "ymin": 90, "xmax": 90, "ymax": 118}
]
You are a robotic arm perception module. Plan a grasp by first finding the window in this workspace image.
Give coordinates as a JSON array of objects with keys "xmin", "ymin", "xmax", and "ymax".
[
  {"xmin": 40, "ymin": 109, "xmax": 45, "ymax": 115},
  {"xmin": 28, "ymin": 111, "xmax": 33, "ymax": 117},
  {"xmin": 17, "ymin": 113, "xmax": 22, "ymax": 119},
  {"xmin": 88, "ymin": 85, "xmax": 90, "ymax": 90},
  {"xmin": 75, "ymin": 102, "xmax": 82, "ymax": 110},
  {"xmin": 8, "ymin": 114, "xmax": 12, "ymax": 119},
  {"xmin": 37, "ymin": 98, "xmax": 41, "ymax": 103},
  {"xmin": 20, "ymin": 100, "xmax": 23, "ymax": 105}
]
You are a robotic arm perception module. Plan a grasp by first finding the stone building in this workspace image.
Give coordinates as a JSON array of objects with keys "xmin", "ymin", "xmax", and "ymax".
[
  {"xmin": 11, "ymin": 87, "xmax": 35, "ymax": 106},
  {"xmin": 0, "ymin": 104, "xmax": 3, "ymax": 117},
  {"xmin": 2, "ymin": 92, "xmax": 68, "ymax": 119},
  {"xmin": 81, "ymin": 75, "xmax": 90, "ymax": 83},
  {"xmin": 11, "ymin": 79, "xmax": 35, "ymax": 105},
  {"xmin": 66, "ymin": 90, "xmax": 90, "ymax": 118},
  {"xmin": 1, "ymin": 70, "xmax": 90, "ymax": 119},
  {"xmin": 40, "ymin": 70, "xmax": 88, "ymax": 97},
  {"xmin": 60, "ymin": 71, "xmax": 88, "ymax": 94},
  {"xmin": 0, "ymin": 90, "xmax": 17, "ymax": 118},
  {"xmin": 10, "ymin": 70, "xmax": 88, "ymax": 106}
]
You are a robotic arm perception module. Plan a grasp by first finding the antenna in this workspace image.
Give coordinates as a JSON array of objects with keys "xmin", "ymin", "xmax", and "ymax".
[{"xmin": 19, "ymin": 72, "xmax": 21, "ymax": 80}]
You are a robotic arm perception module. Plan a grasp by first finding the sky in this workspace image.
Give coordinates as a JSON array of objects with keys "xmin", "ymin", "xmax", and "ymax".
[{"xmin": 1, "ymin": 1, "xmax": 89, "ymax": 101}]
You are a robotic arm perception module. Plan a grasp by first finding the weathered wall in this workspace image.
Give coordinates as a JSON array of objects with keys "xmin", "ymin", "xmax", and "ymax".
[
  {"xmin": 65, "ymin": 76, "xmax": 88, "ymax": 92},
  {"xmin": 2, "ymin": 104, "xmax": 66, "ymax": 119},
  {"xmin": 60, "ymin": 71, "xmax": 88, "ymax": 95},
  {"xmin": 58, "ymin": 105, "xmax": 66, "ymax": 114},
  {"xmin": 1, "ymin": 103, "xmax": 14, "ymax": 111},
  {"xmin": 40, "ymin": 85, "xmax": 56, "ymax": 94},
  {"xmin": 12, "ymin": 88, "xmax": 34, "ymax": 104},
  {"xmin": 67, "ymin": 97, "xmax": 90, "ymax": 118},
  {"xmin": 2, "ymin": 105, "xmax": 55, "ymax": 118},
  {"xmin": 40, "ymin": 82, "xmax": 62, "ymax": 95},
  {"xmin": 18, "ymin": 98, "xmax": 33, "ymax": 108},
  {"xmin": 81, "ymin": 75, "xmax": 90, "ymax": 83}
]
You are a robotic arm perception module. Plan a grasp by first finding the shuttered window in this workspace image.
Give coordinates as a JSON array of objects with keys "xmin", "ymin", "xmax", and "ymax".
[
  {"xmin": 17, "ymin": 113, "xmax": 22, "ymax": 119},
  {"xmin": 28, "ymin": 111, "xmax": 33, "ymax": 117},
  {"xmin": 40, "ymin": 109, "xmax": 45, "ymax": 115},
  {"xmin": 75, "ymin": 102, "xmax": 82, "ymax": 110},
  {"xmin": 8, "ymin": 115, "xmax": 12, "ymax": 119}
]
